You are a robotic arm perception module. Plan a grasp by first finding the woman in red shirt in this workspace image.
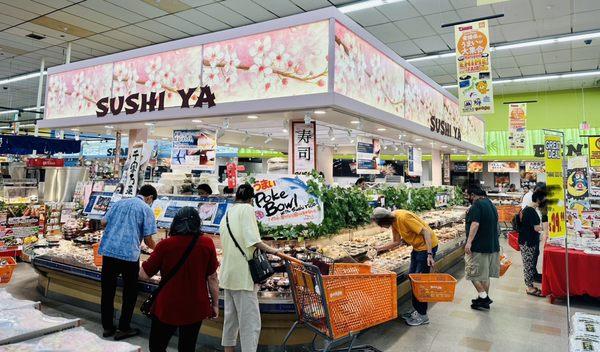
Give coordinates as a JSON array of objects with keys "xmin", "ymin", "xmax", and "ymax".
[{"xmin": 140, "ymin": 207, "xmax": 219, "ymax": 352}]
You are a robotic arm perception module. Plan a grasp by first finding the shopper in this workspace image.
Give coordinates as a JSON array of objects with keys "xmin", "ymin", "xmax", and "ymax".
[
  {"xmin": 140, "ymin": 207, "xmax": 220, "ymax": 352},
  {"xmin": 508, "ymin": 184, "xmax": 516, "ymax": 192},
  {"xmin": 371, "ymin": 207, "xmax": 438, "ymax": 326},
  {"xmin": 99, "ymin": 185, "xmax": 158, "ymax": 340},
  {"xmin": 355, "ymin": 177, "xmax": 367, "ymax": 190},
  {"xmin": 521, "ymin": 185, "xmax": 533, "ymax": 209},
  {"xmin": 197, "ymin": 184, "xmax": 213, "ymax": 196},
  {"xmin": 518, "ymin": 192, "xmax": 545, "ymax": 297},
  {"xmin": 465, "ymin": 185, "xmax": 500, "ymax": 310},
  {"xmin": 220, "ymin": 184, "xmax": 281, "ymax": 352}
]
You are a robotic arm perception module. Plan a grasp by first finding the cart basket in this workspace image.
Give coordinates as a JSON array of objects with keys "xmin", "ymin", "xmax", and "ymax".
[
  {"xmin": 0, "ymin": 256, "xmax": 17, "ymax": 284},
  {"xmin": 409, "ymin": 273, "xmax": 457, "ymax": 302},
  {"xmin": 92, "ymin": 243, "xmax": 103, "ymax": 267}
]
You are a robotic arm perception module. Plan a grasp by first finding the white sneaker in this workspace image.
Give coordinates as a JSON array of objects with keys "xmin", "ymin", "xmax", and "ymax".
[
  {"xmin": 406, "ymin": 313, "xmax": 430, "ymax": 326},
  {"xmin": 401, "ymin": 310, "xmax": 417, "ymax": 320}
]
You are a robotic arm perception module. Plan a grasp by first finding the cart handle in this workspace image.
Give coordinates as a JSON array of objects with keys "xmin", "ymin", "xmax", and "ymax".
[{"xmin": 276, "ymin": 252, "xmax": 303, "ymax": 264}]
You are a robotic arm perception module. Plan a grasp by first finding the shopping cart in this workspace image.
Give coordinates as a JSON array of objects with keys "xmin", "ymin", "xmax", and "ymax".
[
  {"xmin": 282, "ymin": 258, "xmax": 397, "ymax": 352},
  {"xmin": 497, "ymin": 205, "xmax": 521, "ymax": 236}
]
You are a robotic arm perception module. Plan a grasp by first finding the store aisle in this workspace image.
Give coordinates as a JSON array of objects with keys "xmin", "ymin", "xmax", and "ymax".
[{"xmin": 358, "ymin": 240, "xmax": 600, "ymax": 352}]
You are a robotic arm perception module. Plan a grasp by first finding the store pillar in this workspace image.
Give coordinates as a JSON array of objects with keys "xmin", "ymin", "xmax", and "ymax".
[
  {"xmin": 317, "ymin": 145, "xmax": 334, "ymax": 184},
  {"xmin": 431, "ymin": 149, "xmax": 442, "ymax": 186},
  {"xmin": 128, "ymin": 128, "xmax": 148, "ymax": 149}
]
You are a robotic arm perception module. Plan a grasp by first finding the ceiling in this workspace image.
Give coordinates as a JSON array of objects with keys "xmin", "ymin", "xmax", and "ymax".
[{"xmin": 0, "ymin": 0, "xmax": 598, "ymax": 110}]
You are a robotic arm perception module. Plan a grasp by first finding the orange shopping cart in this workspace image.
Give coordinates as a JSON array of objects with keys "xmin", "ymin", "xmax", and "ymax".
[{"xmin": 282, "ymin": 257, "xmax": 397, "ymax": 352}]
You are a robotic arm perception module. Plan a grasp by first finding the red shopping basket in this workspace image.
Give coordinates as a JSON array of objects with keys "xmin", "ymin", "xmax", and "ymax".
[
  {"xmin": 499, "ymin": 255, "xmax": 512, "ymax": 277},
  {"xmin": 409, "ymin": 273, "xmax": 457, "ymax": 302},
  {"xmin": 508, "ymin": 231, "xmax": 520, "ymax": 251},
  {"xmin": 0, "ymin": 256, "xmax": 17, "ymax": 284}
]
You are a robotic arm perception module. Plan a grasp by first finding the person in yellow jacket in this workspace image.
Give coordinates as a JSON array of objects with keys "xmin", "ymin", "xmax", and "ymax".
[{"xmin": 371, "ymin": 207, "xmax": 439, "ymax": 326}]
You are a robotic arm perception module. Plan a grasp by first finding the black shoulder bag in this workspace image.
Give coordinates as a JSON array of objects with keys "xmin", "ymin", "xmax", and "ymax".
[
  {"xmin": 140, "ymin": 235, "xmax": 199, "ymax": 317},
  {"xmin": 225, "ymin": 213, "xmax": 274, "ymax": 283}
]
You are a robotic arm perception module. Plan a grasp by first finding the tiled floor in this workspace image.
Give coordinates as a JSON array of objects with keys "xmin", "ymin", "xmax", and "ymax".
[{"xmin": 4, "ymin": 239, "xmax": 600, "ymax": 351}]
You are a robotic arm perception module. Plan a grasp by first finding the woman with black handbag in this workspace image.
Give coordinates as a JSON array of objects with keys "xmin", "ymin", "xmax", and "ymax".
[{"xmin": 139, "ymin": 207, "xmax": 220, "ymax": 352}]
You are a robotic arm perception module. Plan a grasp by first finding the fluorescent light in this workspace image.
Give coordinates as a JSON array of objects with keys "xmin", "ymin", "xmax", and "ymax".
[
  {"xmin": 144, "ymin": 122, "xmax": 155, "ymax": 126},
  {"xmin": 0, "ymin": 109, "xmax": 18, "ymax": 116},
  {"xmin": 414, "ymin": 138, "xmax": 423, "ymax": 142},
  {"xmin": 247, "ymin": 115, "xmax": 258, "ymax": 119},
  {"xmin": 441, "ymin": 145, "xmax": 448, "ymax": 148},
  {"xmin": 192, "ymin": 119, "xmax": 202, "ymax": 123},
  {"xmin": 0, "ymin": 105, "xmax": 45, "ymax": 116},
  {"xmin": 104, "ymin": 125, "xmax": 114, "ymax": 129},
  {"xmin": 161, "ymin": 137, "xmax": 169, "ymax": 141},
  {"xmin": 377, "ymin": 128, "xmax": 386, "ymax": 131},
  {"xmin": 442, "ymin": 70, "xmax": 600, "ymax": 88},
  {"xmin": 350, "ymin": 120, "xmax": 360, "ymax": 124},
  {"xmin": 314, "ymin": 110, "xmax": 326, "ymax": 115},
  {"xmin": 408, "ymin": 52, "xmax": 454, "ymax": 62},
  {"xmin": 338, "ymin": 0, "xmax": 405, "ymax": 13},
  {"xmin": 70, "ymin": 128, "xmax": 79, "ymax": 132},
  {"xmin": 0, "ymin": 71, "xmax": 47, "ymax": 85}
]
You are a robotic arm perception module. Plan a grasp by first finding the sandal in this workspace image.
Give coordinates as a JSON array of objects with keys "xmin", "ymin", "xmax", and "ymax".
[{"xmin": 526, "ymin": 288, "xmax": 544, "ymax": 297}]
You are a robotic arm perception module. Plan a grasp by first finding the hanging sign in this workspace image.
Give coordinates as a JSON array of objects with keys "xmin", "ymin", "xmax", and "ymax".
[
  {"xmin": 292, "ymin": 121, "xmax": 316, "ymax": 174},
  {"xmin": 566, "ymin": 156, "xmax": 590, "ymax": 218},
  {"xmin": 252, "ymin": 175, "xmax": 324, "ymax": 227},
  {"xmin": 544, "ymin": 135, "xmax": 566, "ymax": 238},
  {"xmin": 525, "ymin": 161, "xmax": 545, "ymax": 173},
  {"xmin": 488, "ymin": 161, "xmax": 519, "ymax": 173},
  {"xmin": 356, "ymin": 136, "xmax": 381, "ymax": 175},
  {"xmin": 467, "ymin": 161, "xmax": 483, "ymax": 173},
  {"xmin": 171, "ymin": 130, "xmax": 216, "ymax": 171},
  {"xmin": 508, "ymin": 103, "xmax": 527, "ymax": 149},
  {"xmin": 588, "ymin": 137, "xmax": 600, "ymax": 168},
  {"xmin": 442, "ymin": 154, "xmax": 451, "ymax": 185},
  {"xmin": 455, "ymin": 20, "xmax": 494, "ymax": 115},
  {"xmin": 26, "ymin": 158, "xmax": 65, "ymax": 167},
  {"xmin": 407, "ymin": 146, "xmax": 422, "ymax": 177},
  {"xmin": 122, "ymin": 146, "xmax": 144, "ymax": 197}
]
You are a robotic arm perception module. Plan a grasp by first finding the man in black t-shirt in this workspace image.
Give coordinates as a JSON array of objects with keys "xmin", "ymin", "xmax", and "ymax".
[{"xmin": 465, "ymin": 185, "xmax": 500, "ymax": 310}]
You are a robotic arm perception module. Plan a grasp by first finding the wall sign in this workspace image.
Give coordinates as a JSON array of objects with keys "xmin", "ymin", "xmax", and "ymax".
[
  {"xmin": 407, "ymin": 146, "xmax": 422, "ymax": 176},
  {"xmin": 525, "ymin": 161, "xmax": 545, "ymax": 173},
  {"xmin": 26, "ymin": 158, "xmax": 65, "ymax": 167},
  {"xmin": 566, "ymin": 156, "xmax": 590, "ymax": 220},
  {"xmin": 455, "ymin": 20, "xmax": 494, "ymax": 115},
  {"xmin": 508, "ymin": 103, "xmax": 527, "ymax": 149},
  {"xmin": 453, "ymin": 162, "xmax": 468, "ymax": 172},
  {"xmin": 588, "ymin": 137, "xmax": 600, "ymax": 168},
  {"xmin": 356, "ymin": 136, "xmax": 381, "ymax": 175},
  {"xmin": 252, "ymin": 175, "xmax": 324, "ymax": 227},
  {"xmin": 545, "ymin": 135, "xmax": 566, "ymax": 238},
  {"xmin": 292, "ymin": 121, "xmax": 316, "ymax": 174},
  {"xmin": 171, "ymin": 130, "xmax": 216, "ymax": 171},
  {"xmin": 467, "ymin": 161, "xmax": 483, "ymax": 173},
  {"xmin": 488, "ymin": 161, "xmax": 519, "ymax": 173}
]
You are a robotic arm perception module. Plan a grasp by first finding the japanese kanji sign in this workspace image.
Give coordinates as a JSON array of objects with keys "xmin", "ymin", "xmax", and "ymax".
[
  {"xmin": 292, "ymin": 121, "xmax": 316, "ymax": 174},
  {"xmin": 455, "ymin": 20, "xmax": 494, "ymax": 115}
]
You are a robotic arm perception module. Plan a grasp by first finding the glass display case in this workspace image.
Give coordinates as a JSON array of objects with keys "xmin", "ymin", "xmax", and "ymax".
[{"xmin": 0, "ymin": 179, "xmax": 38, "ymax": 204}]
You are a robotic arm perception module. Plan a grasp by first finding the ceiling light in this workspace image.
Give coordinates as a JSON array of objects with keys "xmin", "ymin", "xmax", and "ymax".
[
  {"xmin": 377, "ymin": 128, "xmax": 386, "ymax": 131},
  {"xmin": 144, "ymin": 122, "xmax": 155, "ymax": 126},
  {"xmin": 442, "ymin": 69, "xmax": 600, "ymax": 89},
  {"xmin": 314, "ymin": 110, "xmax": 326, "ymax": 115},
  {"xmin": 304, "ymin": 112, "xmax": 312, "ymax": 124},
  {"xmin": 122, "ymin": 134, "xmax": 128, "ymax": 137},
  {"xmin": 394, "ymin": 144, "xmax": 399, "ymax": 151},
  {"xmin": 339, "ymin": 0, "xmax": 405, "ymax": 13},
  {"xmin": 242, "ymin": 132, "xmax": 251, "ymax": 143},
  {"xmin": 161, "ymin": 137, "xmax": 169, "ymax": 141},
  {"xmin": 264, "ymin": 134, "xmax": 273, "ymax": 144},
  {"xmin": 247, "ymin": 115, "xmax": 258, "ymax": 119},
  {"xmin": 414, "ymin": 138, "xmax": 423, "ymax": 142},
  {"xmin": 333, "ymin": 144, "xmax": 339, "ymax": 152},
  {"xmin": 329, "ymin": 127, "xmax": 335, "ymax": 141},
  {"xmin": 104, "ymin": 125, "xmax": 114, "ymax": 129},
  {"xmin": 441, "ymin": 145, "xmax": 448, "ymax": 148},
  {"xmin": 383, "ymin": 144, "xmax": 388, "ymax": 150},
  {"xmin": 216, "ymin": 128, "xmax": 225, "ymax": 138},
  {"xmin": 192, "ymin": 119, "xmax": 202, "ymax": 123},
  {"xmin": 70, "ymin": 128, "xmax": 79, "ymax": 132},
  {"xmin": 283, "ymin": 119, "xmax": 289, "ymax": 133},
  {"xmin": 350, "ymin": 120, "xmax": 360, "ymax": 124},
  {"xmin": 0, "ymin": 71, "xmax": 47, "ymax": 86},
  {"xmin": 223, "ymin": 118, "xmax": 230, "ymax": 129}
]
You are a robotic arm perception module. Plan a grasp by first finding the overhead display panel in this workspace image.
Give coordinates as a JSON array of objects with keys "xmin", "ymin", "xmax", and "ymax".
[
  {"xmin": 203, "ymin": 20, "xmax": 329, "ymax": 103},
  {"xmin": 334, "ymin": 22, "xmax": 405, "ymax": 117}
]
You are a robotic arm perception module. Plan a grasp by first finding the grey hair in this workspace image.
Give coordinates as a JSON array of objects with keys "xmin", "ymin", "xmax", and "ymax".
[{"xmin": 371, "ymin": 207, "xmax": 393, "ymax": 221}]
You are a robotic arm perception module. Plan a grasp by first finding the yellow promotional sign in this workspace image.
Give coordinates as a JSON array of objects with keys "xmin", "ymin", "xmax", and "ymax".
[
  {"xmin": 544, "ymin": 135, "xmax": 566, "ymax": 238},
  {"xmin": 508, "ymin": 103, "xmax": 527, "ymax": 149},
  {"xmin": 588, "ymin": 137, "xmax": 600, "ymax": 168}
]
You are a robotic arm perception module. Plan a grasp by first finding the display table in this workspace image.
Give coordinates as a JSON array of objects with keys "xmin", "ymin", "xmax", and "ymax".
[{"xmin": 541, "ymin": 244, "xmax": 600, "ymax": 302}]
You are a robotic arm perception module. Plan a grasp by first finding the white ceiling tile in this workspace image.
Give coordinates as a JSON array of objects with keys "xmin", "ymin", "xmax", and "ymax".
[
  {"xmin": 46, "ymin": 11, "xmax": 110, "ymax": 34},
  {"xmin": 120, "ymin": 25, "xmax": 171, "ymax": 44},
  {"xmin": 0, "ymin": 0, "xmax": 52, "ymax": 15},
  {"xmin": 440, "ymin": 63, "xmax": 456, "ymax": 74},
  {"xmin": 536, "ymin": 15, "xmax": 571, "ymax": 37},
  {"xmin": 156, "ymin": 14, "xmax": 208, "ymax": 35},
  {"xmin": 394, "ymin": 17, "xmax": 437, "ymax": 39},
  {"xmin": 424, "ymin": 11, "xmax": 461, "ymax": 34},
  {"xmin": 420, "ymin": 65, "xmax": 446, "ymax": 76},
  {"xmin": 571, "ymin": 59, "xmax": 599, "ymax": 71},
  {"xmin": 289, "ymin": 0, "xmax": 329, "ymax": 11},
  {"xmin": 509, "ymin": 46, "xmax": 541, "ymax": 56},
  {"xmin": 542, "ymin": 49, "xmax": 571, "ymax": 64},
  {"xmin": 388, "ymin": 40, "xmax": 423, "ymax": 56},
  {"xmin": 63, "ymin": 5, "xmax": 127, "ymax": 28},
  {"xmin": 499, "ymin": 21, "xmax": 538, "ymax": 41},
  {"xmin": 32, "ymin": 0, "xmax": 72, "ymax": 8},
  {"xmin": 574, "ymin": 0, "xmax": 600, "ymax": 12},
  {"xmin": 493, "ymin": 0, "xmax": 533, "ymax": 24},
  {"xmin": 540, "ymin": 42, "xmax": 572, "ymax": 53},
  {"xmin": 81, "ymin": 0, "xmax": 147, "ymax": 23},
  {"xmin": 430, "ymin": 74, "xmax": 454, "ymax": 84},
  {"xmin": 514, "ymin": 52, "xmax": 543, "ymax": 66},
  {"xmin": 105, "ymin": 0, "xmax": 167, "ymax": 18},
  {"xmin": 415, "ymin": 35, "xmax": 450, "ymax": 53},
  {"xmin": 136, "ymin": 20, "xmax": 189, "ymax": 40},
  {"xmin": 14, "ymin": 22, "xmax": 79, "ymax": 41},
  {"xmin": 409, "ymin": 0, "xmax": 453, "ymax": 15},
  {"xmin": 519, "ymin": 64, "xmax": 545, "ymax": 75},
  {"xmin": 0, "ymin": 13, "xmax": 24, "ymax": 27},
  {"xmin": 199, "ymin": 3, "xmax": 253, "ymax": 26},
  {"xmin": 495, "ymin": 67, "xmax": 521, "ymax": 77},
  {"xmin": 492, "ymin": 56, "xmax": 517, "ymax": 69},
  {"xmin": 545, "ymin": 62, "xmax": 571, "ymax": 73},
  {"xmin": 251, "ymin": 0, "xmax": 303, "ymax": 17},
  {"xmin": 221, "ymin": 0, "xmax": 277, "ymax": 22},
  {"xmin": 489, "ymin": 25, "xmax": 506, "ymax": 44},
  {"xmin": 572, "ymin": 40, "xmax": 600, "ymax": 49},
  {"xmin": 73, "ymin": 38, "xmax": 120, "ymax": 54},
  {"xmin": 175, "ymin": 8, "xmax": 229, "ymax": 32},
  {"xmin": 440, "ymin": 32, "xmax": 455, "ymax": 49},
  {"xmin": 347, "ymin": 8, "xmax": 390, "ymax": 27},
  {"xmin": 573, "ymin": 10, "xmax": 600, "ymax": 32},
  {"xmin": 180, "ymin": 0, "xmax": 216, "ymax": 6},
  {"xmin": 378, "ymin": 1, "xmax": 420, "ymax": 21},
  {"xmin": 572, "ymin": 46, "xmax": 600, "ymax": 60},
  {"xmin": 86, "ymin": 34, "xmax": 136, "ymax": 51},
  {"xmin": 456, "ymin": 5, "xmax": 500, "ymax": 25},
  {"xmin": 0, "ymin": 4, "xmax": 38, "ymax": 21},
  {"xmin": 365, "ymin": 23, "xmax": 407, "ymax": 43},
  {"xmin": 102, "ymin": 30, "xmax": 153, "ymax": 47},
  {"xmin": 531, "ymin": 0, "xmax": 571, "ymax": 20},
  {"xmin": 449, "ymin": 0, "xmax": 477, "ymax": 9}
]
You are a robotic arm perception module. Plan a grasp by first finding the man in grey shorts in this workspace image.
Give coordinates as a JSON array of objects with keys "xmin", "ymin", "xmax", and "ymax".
[{"xmin": 464, "ymin": 185, "xmax": 500, "ymax": 310}]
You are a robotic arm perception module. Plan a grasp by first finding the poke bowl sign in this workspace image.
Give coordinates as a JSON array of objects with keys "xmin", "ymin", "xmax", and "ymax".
[{"xmin": 252, "ymin": 175, "xmax": 323, "ymax": 227}]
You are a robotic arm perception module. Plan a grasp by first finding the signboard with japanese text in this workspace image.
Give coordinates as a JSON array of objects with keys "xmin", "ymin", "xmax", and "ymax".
[
  {"xmin": 122, "ymin": 145, "xmax": 144, "ymax": 197},
  {"xmin": 407, "ymin": 146, "xmax": 422, "ymax": 176},
  {"xmin": 443, "ymin": 154, "xmax": 451, "ymax": 184},
  {"xmin": 525, "ymin": 161, "xmax": 545, "ymax": 173},
  {"xmin": 588, "ymin": 137, "xmax": 600, "ymax": 168},
  {"xmin": 356, "ymin": 136, "xmax": 381, "ymax": 175},
  {"xmin": 171, "ymin": 130, "xmax": 216, "ymax": 171},
  {"xmin": 545, "ymin": 135, "xmax": 566, "ymax": 238},
  {"xmin": 508, "ymin": 103, "xmax": 527, "ymax": 149},
  {"xmin": 292, "ymin": 121, "xmax": 316, "ymax": 174},
  {"xmin": 252, "ymin": 175, "xmax": 324, "ymax": 227},
  {"xmin": 488, "ymin": 161, "xmax": 519, "ymax": 173},
  {"xmin": 455, "ymin": 20, "xmax": 494, "ymax": 115}
]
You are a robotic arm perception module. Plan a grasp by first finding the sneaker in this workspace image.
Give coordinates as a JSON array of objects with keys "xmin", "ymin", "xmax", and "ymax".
[
  {"xmin": 102, "ymin": 328, "xmax": 116, "ymax": 338},
  {"xmin": 470, "ymin": 297, "xmax": 490, "ymax": 310},
  {"xmin": 406, "ymin": 313, "xmax": 430, "ymax": 326},
  {"xmin": 401, "ymin": 310, "xmax": 417, "ymax": 321},
  {"xmin": 114, "ymin": 328, "xmax": 140, "ymax": 341},
  {"xmin": 471, "ymin": 296, "xmax": 493, "ymax": 305}
]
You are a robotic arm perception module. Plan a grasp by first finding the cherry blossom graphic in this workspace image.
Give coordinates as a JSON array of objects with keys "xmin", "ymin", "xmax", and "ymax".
[
  {"xmin": 334, "ymin": 23, "xmax": 405, "ymax": 117},
  {"xmin": 202, "ymin": 20, "xmax": 329, "ymax": 103},
  {"xmin": 404, "ymin": 71, "xmax": 443, "ymax": 126}
]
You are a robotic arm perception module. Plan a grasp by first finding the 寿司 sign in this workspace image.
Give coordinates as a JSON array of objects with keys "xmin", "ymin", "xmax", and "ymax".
[{"xmin": 252, "ymin": 175, "xmax": 323, "ymax": 227}]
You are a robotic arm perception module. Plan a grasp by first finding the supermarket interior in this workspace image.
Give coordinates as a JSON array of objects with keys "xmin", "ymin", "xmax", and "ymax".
[{"xmin": 0, "ymin": 0, "xmax": 599, "ymax": 351}]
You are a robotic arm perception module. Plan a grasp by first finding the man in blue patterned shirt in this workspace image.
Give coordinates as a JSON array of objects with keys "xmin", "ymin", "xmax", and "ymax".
[{"xmin": 99, "ymin": 184, "xmax": 157, "ymax": 340}]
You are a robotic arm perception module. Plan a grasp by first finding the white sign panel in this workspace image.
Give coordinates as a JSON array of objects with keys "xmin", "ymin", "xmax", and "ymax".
[
  {"xmin": 292, "ymin": 121, "xmax": 316, "ymax": 174},
  {"xmin": 407, "ymin": 146, "xmax": 422, "ymax": 177},
  {"xmin": 356, "ymin": 136, "xmax": 381, "ymax": 175}
]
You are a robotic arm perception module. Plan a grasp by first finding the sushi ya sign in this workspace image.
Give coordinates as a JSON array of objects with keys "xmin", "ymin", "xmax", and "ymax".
[{"xmin": 96, "ymin": 86, "xmax": 216, "ymax": 118}]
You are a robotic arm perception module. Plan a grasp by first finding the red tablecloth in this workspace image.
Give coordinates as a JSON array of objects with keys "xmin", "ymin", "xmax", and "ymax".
[{"xmin": 541, "ymin": 244, "xmax": 600, "ymax": 298}]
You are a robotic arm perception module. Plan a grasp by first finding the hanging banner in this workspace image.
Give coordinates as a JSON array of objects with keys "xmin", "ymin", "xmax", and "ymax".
[
  {"xmin": 171, "ymin": 130, "xmax": 216, "ymax": 171},
  {"xmin": 525, "ymin": 161, "xmax": 545, "ymax": 173},
  {"xmin": 488, "ymin": 161, "xmax": 519, "ymax": 173},
  {"xmin": 292, "ymin": 121, "xmax": 316, "ymax": 174},
  {"xmin": 455, "ymin": 20, "xmax": 494, "ymax": 115},
  {"xmin": 467, "ymin": 161, "xmax": 483, "ymax": 173},
  {"xmin": 122, "ymin": 146, "xmax": 144, "ymax": 197},
  {"xmin": 442, "ymin": 154, "xmax": 451, "ymax": 185},
  {"xmin": 508, "ymin": 103, "xmax": 527, "ymax": 149},
  {"xmin": 566, "ymin": 156, "xmax": 590, "ymax": 219},
  {"xmin": 588, "ymin": 137, "xmax": 600, "ymax": 167},
  {"xmin": 252, "ymin": 175, "xmax": 324, "ymax": 227},
  {"xmin": 544, "ymin": 135, "xmax": 566, "ymax": 238},
  {"xmin": 356, "ymin": 136, "xmax": 381, "ymax": 175},
  {"xmin": 407, "ymin": 146, "xmax": 422, "ymax": 176}
]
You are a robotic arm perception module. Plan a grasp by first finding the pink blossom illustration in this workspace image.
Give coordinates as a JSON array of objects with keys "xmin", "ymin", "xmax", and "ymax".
[
  {"xmin": 404, "ymin": 71, "xmax": 443, "ymax": 127},
  {"xmin": 202, "ymin": 20, "xmax": 329, "ymax": 103},
  {"xmin": 334, "ymin": 23, "xmax": 405, "ymax": 116}
]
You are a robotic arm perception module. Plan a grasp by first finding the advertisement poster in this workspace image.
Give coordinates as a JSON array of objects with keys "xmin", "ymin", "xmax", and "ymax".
[
  {"xmin": 467, "ymin": 161, "xmax": 483, "ymax": 173},
  {"xmin": 488, "ymin": 161, "xmax": 519, "ymax": 173},
  {"xmin": 407, "ymin": 146, "xmax": 422, "ymax": 176},
  {"xmin": 252, "ymin": 175, "xmax": 324, "ymax": 227},
  {"xmin": 545, "ymin": 135, "xmax": 566, "ymax": 238},
  {"xmin": 590, "ymin": 167, "xmax": 600, "ymax": 198},
  {"xmin": 356, "ymin": 136, "xmax": 381, "ymax": 175},
  {"xmin": 525, "ymin": 161, "xmax": 545, "ymax": 173},
  {"xmin": 566, "ymin": 156, "xmax": 590, "ymax": 217},
  {"xmin": 292, "ymin": 121, "xmax": 316, "ymax": 174},
  {"xmin": 588, "ymin": 137, "xmax": 600, "ymax": 167},
  {"xmin": 171, "ymin": 130, "xmax": 216, "ymax": 171},
  {"xmin": 455, "ymin": 20, "xmax": 494, "ymax": 115},
  {"xmin": 508, "ymin": 103, "xmax": 527, "ymax": 149}
]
